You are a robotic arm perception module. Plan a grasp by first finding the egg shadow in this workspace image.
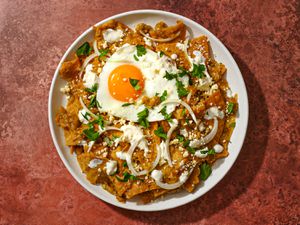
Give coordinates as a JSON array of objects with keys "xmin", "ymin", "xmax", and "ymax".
[{"xmin": 107, "ymin": 52, "xmax": 270, "ymax": 224}]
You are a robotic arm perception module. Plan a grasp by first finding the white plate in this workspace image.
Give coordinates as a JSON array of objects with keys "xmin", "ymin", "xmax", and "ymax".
[{"xmin": 48, "ymin": 10, "xmax": 249, "ymax": 211}]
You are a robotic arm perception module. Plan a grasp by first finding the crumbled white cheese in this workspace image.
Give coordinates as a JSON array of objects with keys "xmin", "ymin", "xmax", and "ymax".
[
  {"xmin": 151, "ymin": 170, "xmax": 163, "ymax": 181},
  {"xmin": 78, "ymin": 109, "xmax": 90, "ymax": 124},
  {"xmin": 88, "ymin": 159, "xmax": 103, "ymax": 168},
  {"xmin": 195, "ymin": 147, "xmax": 208, "ymax": 158},
  {"xmin": 103, "ymin": 29, "xmax": 124, "ymax": 43},
  {"xmin": 105, "ymin": 160, "xmax": 117, "ymax": 175},
  {"xmin": 179, "ymin": 171, "xmax": 189, "ymax": 183},
  {"xmin": 60, "ymin": 84, "xmax": 71, "ymax": 94},
  {"xmin": 171, "ymin": 54, "xmax": 177, "ymax": 60},
  {"xmin": 120, "ymin": 124, "xmax": 149, "ymax": 155},
  {"xmin": 183, "ymin": 151, "xmax": 189, "ymax": 158},
  {"xmin": 213, "ymin": 144, "xmax": 224, "ymax": 153},
  {"xmin": 83, "ymin": 64, "xmax": 98, "ymax": 88},
  {"xmin": 180, "ymin": 129, "xmax": 189, "ymax": 138},
  {"xmin": 176, "ymin": 43, "xmax": 185, "ymax": 51},
  {"xmin": 197, "ymin": 76, "xmax": 213, "ymax": 91},
  {"xmin": 143, "ymin": 37, "xmax": 152, "ymax": 46},
  {"xmin": 226, "ymin": 89, "xmax": 233, "ymax": 98},
  {"xmin": 102, "ymin": 41, "xmax": 108, "ymax": 48},
  {"xmin": 204, "ymin": 106, "xmax": 224, "ymax": 120},
  {"xmin": 157, "ymin": 141, "xmax": 168, "ymax": 166},
  {"xmin": 191, "ymin": 50, "xmax": 205, "ymax": 64},
  {"xmin": 199, "ymin": 122, "xmax": 206, "ymax": 132},
  {"xmin": 116, "ymin": 151, "xmax": 127, "ymax": 160},
  {"xmin": 189, "ymin": 139, "xmax": 202, "ymax": 148}
]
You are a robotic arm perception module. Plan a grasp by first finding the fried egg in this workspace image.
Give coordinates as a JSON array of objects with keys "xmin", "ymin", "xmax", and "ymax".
[{"xmin": 96, "ymin": 44, "xmax": 188, "ymax": 122}]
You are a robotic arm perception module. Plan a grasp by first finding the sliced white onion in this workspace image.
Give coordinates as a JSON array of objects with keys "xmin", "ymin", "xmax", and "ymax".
[
  {"xmin": 153, "ymin": 168, "xmax": 194, "ymax": 190},
  {"xmin": 87, "ymin": 141, "xmax": 95, "ymax": 152},
  {"xmin": 186, "ymin": 92, "xmax": 192, "ymax": 103},
  {"xmin": 139, "ymin": 30, "xmax": 181, "ymax": 43},
  {"xmin": 79, "ymin": 52, "xmax": 98, "ymax": 78},
  {"xmin": 182, "ymin": 38, "xmax": 193, "ymax": 69},
  {"xmin": 79, "ymin": 97, "xmax": 98, "ymax": 119},
  {"xmin": 99, "ymin": 126, "xmax": 121, "ymax": 135},
  {"xmin": 200, "ymin": 117, "xmax": 218, "ymax": 146},
  {"xmin": 162, "ymin": 100, "xmax": 198, "ymax": 125},
  {"xmin": 164, "ymin": 121, "xmax": 178, "ymax": 167},
  {"xmin": 93, "ymin": 40, "xmax": 100, "ymax": 56}
]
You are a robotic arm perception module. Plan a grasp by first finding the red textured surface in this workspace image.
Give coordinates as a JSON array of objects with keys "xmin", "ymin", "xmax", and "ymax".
[{"xmin": 1, "ymin": 0, "xmax": 299, "ymax": 224}]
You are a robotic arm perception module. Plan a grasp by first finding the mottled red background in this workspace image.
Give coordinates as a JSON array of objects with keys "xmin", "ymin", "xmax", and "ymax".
[{"xmin": 1, "ymin": 0, "xmax": 299, "ymax": 224}]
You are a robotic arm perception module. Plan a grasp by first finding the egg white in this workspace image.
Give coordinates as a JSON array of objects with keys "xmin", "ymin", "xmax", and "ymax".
[{"xmin": 96, "ymin": 44, "xmax": 188, "ymax": 122}]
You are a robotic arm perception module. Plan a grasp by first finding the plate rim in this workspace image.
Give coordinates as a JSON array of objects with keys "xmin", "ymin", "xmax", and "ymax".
[{"xmin": 48, "ymin": 9, "xmax": 249, "ymax": 211}]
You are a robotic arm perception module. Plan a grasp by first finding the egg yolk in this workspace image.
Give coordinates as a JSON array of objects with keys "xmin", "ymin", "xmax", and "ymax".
[{"xmin": 108, "ymin": 64, "xmax": 144, "ymax": 102}]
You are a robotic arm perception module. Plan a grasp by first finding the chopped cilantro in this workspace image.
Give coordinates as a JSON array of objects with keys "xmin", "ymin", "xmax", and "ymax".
[
  {"xmin": 154, "ymin": 126, "xmax": 167, "ymax": 139},
  {"xmin": 160, "ymin": 90, "xmax": 168, "ymax": 102},
  {"xmin": 129, "ymin": 78, "xmax": 141, "ymax": 91},
  {"xmin": 133, "ymin": 54, "xmax": 139, "ymax": 61},
  {"xmin": 89, "ymin": 115, "xmax": 104, "ymax": 129},
  {"xmin": 176, "ymin": 134, "xmax": 185, "ymax": 142},
  {"xmin": 201, "ymin": 149, "xmax": 216, "ymax": 155},
  {"xmin": 81, "ymin": 112, "xmax": 90, "ymax": 121},
  {"xmin": 183, "ymin": 140, "xmax": 190, "ymax": 148},
  {"xmin": 159, "ymin": 51, "xmax": 165, "ymax": 57},
  {"xmin": 136, "ymin": 45, "xmax": 147, "ymax": 57},
  {"xmin": 191, "ymin": 64, "xmax": 206, "ymax": 78},
  {"xmin": 122, "ymin": 103, "xmax": 134, "ymax": 107},
  {"xmin": 159, "ymin": 106, "xmax": 172, "ymax": 122},
  {"xmin": 88, "ymin": 95, "xmax": 99, "ymax": 108},
  {"xmin": 83, "ymin": 127, "xmax": 99, "ymax": 141},
  {"xmin": 178, "ymin": 67, "xmax": 189, "ymax": 77},
  {"xmin": 76, "ymin": 42, "xmax": 92, "ymax": 56},
  {"xmin": 187, "ymin": 146, "xmax": 195, "ymax": 154},
  {"xmin": 85, "ymin": 83, "xmax": 98, "ymax": 93},
  {"xmin": 164, "ymin": 71, "xmax": 178, "ymax": 80},
  {"xmin": 227, "ymin": 102, "xmax": 234, "ymax": 114},
  {"xmin": 200, "ymin": 163, "xmax": 212, "ymax": 181},
  {"xmin": 123, "ymin": 162, "xmax": 128, "ymax": 167},
  {"xmin": 137, "ymin": 108, "xmax": 149, "ymax": 128},
  {"xmin": 176, "ymin": 79, "xmax": 188, "ymax": 97},
  {"xmin": 98, "ymin": 49, "xmax": 109, "ymax": 59},
  {"xmin": 116, "ymin": 172, "xmax": 139, "ymax": 182}
]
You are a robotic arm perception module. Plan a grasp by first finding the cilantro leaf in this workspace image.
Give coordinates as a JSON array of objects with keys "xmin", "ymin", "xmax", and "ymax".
[
  {"xmin": 191, "ymin": 64, "xmax": 206, "ymax": 78},
  {"xmin": 160, "ymin": 90, "xmax": 168, "ymax": 102},
  {"xmin": 227, "ymin": 102, "xmax": 234, "ymax": 114},
  {"xmin": 85, "ymin": 83, "xmax": 98, "ymax": 93},
  {"xmin": 122, "ymin": 103, "xmax": 134, "ymax": 107},
  {"xmin": 178, "ymin": 67, "xmax": 189, "ymax": 77},
  {"xmin": 137, "ymin": 108, "xmax": 149, "ymax": 128},
  {"xmin": 133, "ymin": 54, "xmax": 139, "ymax": 61},
  {"xmin": 129, "ymin": 78, "xmax": 141, "ymax": 90},
  {"xmin": 201, "ymin": 149, "xmax": 216, "ymax": 155},
  {"xmin": 136, "ymin": 45, "xmax": 147, "ymax": 57},
  {"xmin": 159, "ymin": 106, "xmax": 172, "ymax": 122},
  {"xmin": 187, "ymin": 146, "xmax": 195, "ymax": 154},
  {"xmin": 176, "ymin": 79, "xmax": 188, "ymax": 97},
  {"xmin": 116, "ymin": 172, "xmax": 139, "ymax": 182},
  {"xmin": 98, "ymin": 49, "xmax": 109, "ymax": 59},
  {"xmin": 81, "ymin": 112, "xmax": 90, "ymax": 121},
  {"xmin": 83, "ymin": 127, "xmax": 99, "ymax": 141},
  {"xmin": 159, "ymin": 51, "xmax": 165, "ymax": 57},
  {"xmin": 123, "ymin": 161, "xmax": 128, "ymax": 167},
  {"xmin": 200, "ymin": 163, "xmax": 212, "ymax": 181},
  {"xmin": 76, "ymin": 42, "xmax": 92, "ymax": 56},
  {"xmin": 164, "ymin": 71, "xmax": 178, "ymax": 80},
  {"xmin": 176, "ymin": 134, "xmax": 185, "ymax": 142},
  {"xmin": 154, "ymin": 126, "xmax": 167, "ymax": 139}
]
